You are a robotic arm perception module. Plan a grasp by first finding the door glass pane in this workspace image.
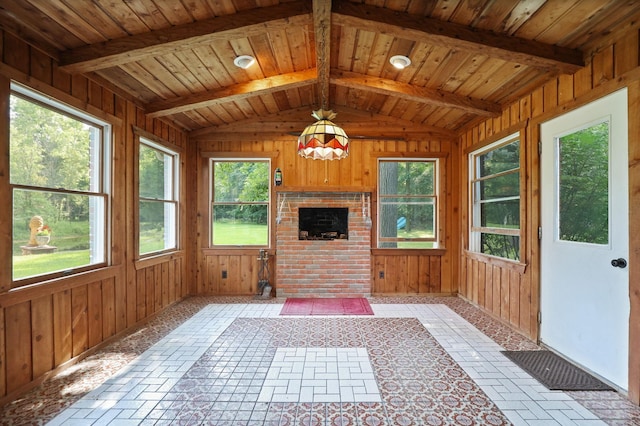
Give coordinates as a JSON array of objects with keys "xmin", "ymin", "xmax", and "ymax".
[{"xmin": 558, "ymin": 122, "xmax": 609, "ymax": 244}]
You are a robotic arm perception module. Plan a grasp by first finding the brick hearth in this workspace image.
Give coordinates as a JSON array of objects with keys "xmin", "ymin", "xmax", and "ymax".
[{"xmin": 275, "ymin": 192, "xmax": 371, "ymax": 298}]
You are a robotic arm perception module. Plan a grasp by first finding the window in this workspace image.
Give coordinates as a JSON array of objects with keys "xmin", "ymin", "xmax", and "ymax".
[
  {"xmin": 10, "ymin": 84, "xmax": 110, "ymax": 281},
  {"xmin": 139, "ymin": 138, "xmax": 179, "ymax": 256},
  {"xmin": 469, "ymin": 134, "xmax": 521, "ymax": 260},
  {"xmin": 378, "ymin": 159, "xmax": 438, "ymax": 248},
  {"xmin": 211, "ymin": 160, "xmax": 270, "ymax": 246},
  {"xmin": 557, "ymin": 122, "xmax": 609, "ymax": 244}
]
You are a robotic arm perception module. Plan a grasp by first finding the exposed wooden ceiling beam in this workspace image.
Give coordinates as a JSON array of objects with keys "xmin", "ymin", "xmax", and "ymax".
[
  {"xmin": 59, "ymin": 1, "xmax": 312, "ymax": 74},
  {"xmin": 313, "ymin": 0, "xmax": 332, "ymax": 109},
  {"xmin": 146, "ymin": 69, "xmax": 318, "ymax": 118},
  {"xmin": 332, "ymin": 1, "xmax": 584, "ymax": 74},
  {"xmin": 331, "ymin": 70, "xmax": 501, "ymax": 117},
  {"xmin": 189, "ymin": 105, "xmax": 457, "ymax": 140}
]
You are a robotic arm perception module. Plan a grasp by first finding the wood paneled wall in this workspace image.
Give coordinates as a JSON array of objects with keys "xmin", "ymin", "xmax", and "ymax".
[
  {"xmin": 193, "ymin": 136, "xmax": 459, "ymax": 296},
  {"xmin": 0, "ymin": 31, "xmax": 191, "ymax": 404},
  {"xmin": 457, "ymin": 27, "xmax": 640, "ymax": 401}
]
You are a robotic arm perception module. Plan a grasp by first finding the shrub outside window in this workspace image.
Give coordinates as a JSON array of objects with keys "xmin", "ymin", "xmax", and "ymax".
[
  {"xmin": 211, "ymin": 160, "xmax": 269, "ymax": 246},
  {"xmin": 378, "ymin": 159, "xmax": 438, "ymax": 248},
  {"xmin": 469, "ymin": 134, "xmax": 521, "ymax": 260},
  {"xmin": 10, "ymin": 84, "xmax": 110, "ymax": 281},
  {"xmin": 139, "ymin": 139, "xmax": 179, "ymax": 255}
]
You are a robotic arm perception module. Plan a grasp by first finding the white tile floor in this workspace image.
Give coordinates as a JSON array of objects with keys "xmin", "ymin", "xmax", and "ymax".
[
  {"xmin": 48, "ymin": 303, "xmax": 607, "ymax": 425},
  {"xmin": 259, "ymin": 347, "xmax": 380, "ymax": 403}
]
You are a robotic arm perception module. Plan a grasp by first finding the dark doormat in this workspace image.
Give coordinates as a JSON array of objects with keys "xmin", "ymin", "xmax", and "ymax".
[{"xmin": 501, "ymin": 350, "xmax": 615, "ymax": 391}]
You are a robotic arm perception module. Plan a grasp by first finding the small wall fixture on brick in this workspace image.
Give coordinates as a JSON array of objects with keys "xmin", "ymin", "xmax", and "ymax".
[{"xmin": 275, "ymin": 192, "xmax": 371, "ymax": 298}]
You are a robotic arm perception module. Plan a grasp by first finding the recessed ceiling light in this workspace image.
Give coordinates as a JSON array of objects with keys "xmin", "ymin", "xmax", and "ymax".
[
  {"xmin": 234, "ymin": 55, "xmax": 256, "ymax": 69},
  {"xmin": 389, "ymin": 55, "xmax": 411, "ymax": 69}
]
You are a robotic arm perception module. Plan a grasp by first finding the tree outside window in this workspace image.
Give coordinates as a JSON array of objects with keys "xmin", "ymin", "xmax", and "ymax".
[
  {"xmin": 211, "ymin": 160, "xmax": 269, "ymax": 246},
  {"xmin": 378, "ymin": 159, "xmax": 438, "ymax": 248},
  {"xmin": 139, "ymin": 139, "xmax": 178, "ymax": 255},
  {"xmin": 10, "ymin": 84, "xmax": 109, "ymax": 281},
  {"xmin": 470, "ymin": 134, "xmax": 521, "ymax": 260}
]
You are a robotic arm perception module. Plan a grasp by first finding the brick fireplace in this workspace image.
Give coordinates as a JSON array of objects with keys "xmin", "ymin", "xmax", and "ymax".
[{"xmin": 275, "ymin": 191, "xmax": 371, "ymax": 298}]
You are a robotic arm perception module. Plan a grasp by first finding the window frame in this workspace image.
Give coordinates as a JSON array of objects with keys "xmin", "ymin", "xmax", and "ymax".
[
  {"xmin": 209, "ymin": 158, "xmax": 271, "ymax": 248},
  {"xmin": 137, "ymin": 137, "xmax": 180, "ymax": 257},
  {"xmin": 376, "ymin": 157, "xmax": 440, "ymax": 249},
  {"xmin": 468, "ymin": 132, "xmax": 522, "ymax": 261},
  {"xmin": 9, "ymin": 82, "xmax": 112, "ymax": 284}
]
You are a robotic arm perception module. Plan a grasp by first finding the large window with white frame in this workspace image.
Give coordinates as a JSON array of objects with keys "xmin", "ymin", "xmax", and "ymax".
[
  {"xmin": 210, "ymin": 159, "xmax": 270, "ymax": 246},
  {"xmin": 9, "ymin": 83, "xmax": 110, "ymax": 282},
  {"xmin": 469, "ymin": 133, "xmax": 521, "ymax": 260},
  {"xmin": 138, "ymin": 138, "xmax": 179, "ymax": 256},
  {"xmin": 378, "ymin": 158, "xmax": 439, "ymax": 248}
]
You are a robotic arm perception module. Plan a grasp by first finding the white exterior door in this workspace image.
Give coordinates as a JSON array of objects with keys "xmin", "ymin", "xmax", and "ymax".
[{"xmin": 540, "ymin": 88, "xmax": 629, "ymax": 390}]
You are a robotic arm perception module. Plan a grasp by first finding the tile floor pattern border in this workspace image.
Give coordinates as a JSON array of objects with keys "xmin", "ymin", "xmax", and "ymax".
[{"xmin": 0, "ymin": 296, "xmax": 638, "ymax": 425}]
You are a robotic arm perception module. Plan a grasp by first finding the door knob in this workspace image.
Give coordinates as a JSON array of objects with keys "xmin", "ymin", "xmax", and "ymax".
[{"xmin": 611, "ymin": 258, "xmax": 627, "ymax": 268}]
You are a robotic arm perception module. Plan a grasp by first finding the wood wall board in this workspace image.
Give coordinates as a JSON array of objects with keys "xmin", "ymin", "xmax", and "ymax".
[
  {"xmin": 5, "ymin": 302, "xmax": 32, "ymax": 392},
  {"xmin": 71, "ymin": 287, "xmax": 88, "ymax": 358},
  {"xmin": 31, "ymin": 295, "xmax": 53, "ymax": 379},
  {"xmin": 145, "ymin": 267, "xmax": 155, "ymax": 318},
  {"xmin": 592, "ymin": 44, "xmax": 615, "ymax": 85},
  {"xmin": 52, "ymin": 290, "xmax": 72, "ymax": 366},
  {"xmin": 102, "ymin": 278, "xmax": 116, "ymax": 341},
  {"xmin": 615, "ymin": 31, "xmax": 639, "ymax": 77},
  {"xmin": 87, "ymin": 281, "xmax": 103, "ymax": 349}
]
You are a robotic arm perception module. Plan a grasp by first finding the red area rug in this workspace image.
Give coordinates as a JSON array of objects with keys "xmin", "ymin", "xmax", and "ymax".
[{"xmin": 280, "ymin": 298, "xmax": 374, "ymax": 315}]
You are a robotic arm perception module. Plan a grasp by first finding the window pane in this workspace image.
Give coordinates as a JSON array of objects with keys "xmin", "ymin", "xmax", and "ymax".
[
  {"xmin": 478, "ymin": 140, "xmax": 520, "ymax": 176},
  {"xmin": 212, "ymin": 205, "xmax": 268, "ymax": 245},
  {"xmin": 481, "ymin": 233, "xmax": 520, "ymax": 260},
  {"xmin": 214, "ymin": 161, "xmax": 268, "ymax": 202},
  {"xmin": 558, "ymin": 122, "xmax": 609, "ymax": 244},
  {"xmin": 480, "ymin": 172, "xmax": 519, "ymax": 200},
  {"xmin": 380, "ymin": 198, "xmax": 435, "ymax": 237},
  {"xmin": 140, "ymin": 200, "xmax": 176, "ymax": 254},
  {"xmin": 13, "ymin": 189, "xmax": 105, "ymax": 279},
  {"xmin": 480, "ymin": 199, "xmax": 520, "ymax": 227},
  {"xmin": 379, "ymin": 162, "xmax": 435, "ymax": 195},
  {"xmin": 140, "ymin": 143, "xmax": 173, "ymax": 199},
  {"xmin": 10, "ymin": 95, "xmax": 101, "ymax": 192}
]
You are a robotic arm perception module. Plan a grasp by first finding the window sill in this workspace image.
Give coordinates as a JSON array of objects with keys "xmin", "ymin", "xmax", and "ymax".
[
  {"xmin": 464, "ymin": 250, "xmax": 527, "ymax": 273},
  {"xmin": 372, "ymin": 248, "xmax": 446, "ymax": 256}
]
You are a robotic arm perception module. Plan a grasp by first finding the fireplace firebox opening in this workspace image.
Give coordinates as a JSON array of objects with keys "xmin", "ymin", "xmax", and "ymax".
[{"xmin": 298, "ymin": 207, "xmax": 348, "ymax": 240}]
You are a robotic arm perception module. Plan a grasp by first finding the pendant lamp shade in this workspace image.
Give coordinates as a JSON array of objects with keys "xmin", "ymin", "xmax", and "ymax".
[{"xmin": 297, "ymin": 109, "xmax": 349, "ymax": 160}]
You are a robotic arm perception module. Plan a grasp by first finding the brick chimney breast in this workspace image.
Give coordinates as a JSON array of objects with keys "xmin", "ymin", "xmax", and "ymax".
[{"xmin": 275, "ymin": 192, "xmax": 372, "ymax": 298}]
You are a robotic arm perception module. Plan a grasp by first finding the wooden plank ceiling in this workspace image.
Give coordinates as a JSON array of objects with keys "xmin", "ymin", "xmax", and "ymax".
[{"xmin": 2, "ymin": 0, "xmax": 639, "ymax": 139}]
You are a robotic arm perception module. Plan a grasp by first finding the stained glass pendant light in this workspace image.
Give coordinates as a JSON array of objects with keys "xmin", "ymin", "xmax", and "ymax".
[{"xmin": 297, "ymin": 109, "xmax": 349, "ymax": 160}]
